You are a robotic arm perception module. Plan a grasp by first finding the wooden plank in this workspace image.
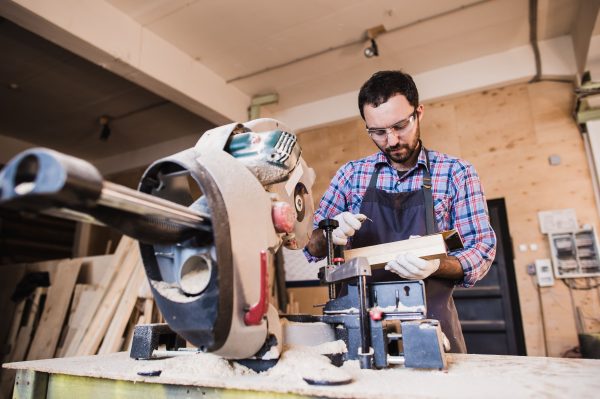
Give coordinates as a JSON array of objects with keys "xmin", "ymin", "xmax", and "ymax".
[
  {"xmin": 0, "ymin": 264, "xmax": 26, "ymax": 360},
  {"xmin": 64, "ymin": 238, "xmax": 134, "ymax": 357},
  {"xmin": 0, "ymin": 287, "xmax": 46, "ymax": 399},
  {"xmin": 344, "ymin": 233, "xmax": 448, "ymax": 266},
  {"xmin": 287, "ymin": 287, "xmax": 328, "ymax": 315},
  {"xmin": 75, "ymin": 241, "xmax": 139, "ymax": 356},
  {"xmin": 8, "ymin": 288, "xmax": 47, "ymax": 363},
  {"xmin": 55, "ymin": 284, "xmax": 97, "ymax": 358},
  {"xmin": 27, "ymin": 259, "xmax": 82, "ymax": 361},
  {"xmin": 98, "ymin": 261, "xmax": 145, "ymax": 354},
  {"xmin": 4, "ymin": 300, "xmax": 26, "ymax": 362},
  {"xmin": 142, "ymin": 299, "xmax": 154, "ymax": 325},
  {"xmin": 77, "ymin": 255, "xmax": 114, "ymax": 286}
]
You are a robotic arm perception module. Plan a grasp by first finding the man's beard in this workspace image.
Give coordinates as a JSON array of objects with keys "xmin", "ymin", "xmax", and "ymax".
[{"xmin": 378, "ymin": 125, "xmax": 421, "ymax": 164}]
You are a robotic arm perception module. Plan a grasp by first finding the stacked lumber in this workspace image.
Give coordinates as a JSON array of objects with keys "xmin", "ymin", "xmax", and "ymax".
[{"xmin": 0, "ymin": 236, "xmax": 160, "ymax": 398}]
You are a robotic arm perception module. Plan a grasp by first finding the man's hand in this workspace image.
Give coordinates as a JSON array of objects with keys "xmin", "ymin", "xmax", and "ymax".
[
  {"xmin": 330, "ymin": 212, "xmax": 367, "ymax": 246},
  {"xmin": 384, "ymin": 253, "xmax": 440, "ymax": 280}
]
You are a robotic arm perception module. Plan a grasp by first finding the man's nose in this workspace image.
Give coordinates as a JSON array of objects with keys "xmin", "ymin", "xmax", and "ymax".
[{"xmin": 387, "ymin": 130, "xmax": 401, "ymax": 146}]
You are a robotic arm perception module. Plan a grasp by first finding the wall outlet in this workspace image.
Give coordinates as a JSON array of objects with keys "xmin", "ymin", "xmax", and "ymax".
[{"xmin": 535, "ymin": 259, "xmax": 555, "ymax": 287}]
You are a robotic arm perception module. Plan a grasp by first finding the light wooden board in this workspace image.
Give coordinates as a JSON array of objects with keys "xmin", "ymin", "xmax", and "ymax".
[
  {"xmin": 76, "ymin": 240, "xmax": 139, "ymax": 356},
  {"xmin": 4, "ymin": 352, "xmax": 600, "ymax": 398},
  {"xmin": 77, "ymin": 255, "xmax": 114, "ymax": 286},
  {"xmin": 26, "ymin": 259, "xmax": 82, "ymax": 361},
  {"xmin": 344, "ymin": 234, "xmax": 447, "ymax": 266},
  {"xmin": 287, "ymin": 286, "xmax": 329, "ymax": 315},
  {"xmin": 55, "ymin": 284, "xmax": 97, "ymax": 358},
  {"xmin": 8, "ymin": 288, "xmax": 46, "ymax": 363},
  {"xmin": 0, "ymin": 287, "xmax": 46, "ymax": 399},
  {"xmin": 4, "ymin": 300, "xmax": 26, "ymax": 360},
  {"xmin": 66, "ymin": 237, "xmax": 134, "ymax": 357},
  {"xmin": 98, "ymin": 261, "xmax": 146, "ymax": 354}
]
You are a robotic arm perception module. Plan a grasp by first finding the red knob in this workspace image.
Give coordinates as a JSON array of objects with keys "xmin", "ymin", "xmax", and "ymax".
[
  {"xmin": 272, "ymin": 201, "xmax": 295, "ymax": 233},
  {"xmin": 369, "ymin": 308, "xmax": 383, "ymax": 321}
]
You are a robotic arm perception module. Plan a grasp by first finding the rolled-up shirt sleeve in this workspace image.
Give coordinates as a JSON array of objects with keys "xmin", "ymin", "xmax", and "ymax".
[
  {"xmin": 448, "ymin": 162, "xmax": 496, "ymax": 287},
  {"xmin": 302, "ymin": 163, "xmax": 354, "ymax": 262}
]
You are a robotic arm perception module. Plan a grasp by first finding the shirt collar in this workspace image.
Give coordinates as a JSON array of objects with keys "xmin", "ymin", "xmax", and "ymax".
[{"xmin": 374, "ymin": 141, "xmax": 428, "ymax": 172}]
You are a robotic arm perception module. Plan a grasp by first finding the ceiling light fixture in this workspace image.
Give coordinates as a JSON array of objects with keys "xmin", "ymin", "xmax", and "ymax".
[
  {"xmin": 364, "ymin": 25, "xmax": 386, "ymax": 59},
  {"xmin": 364, "ymin": 39, "xmax": 379, "ymax": 58},
  {"xmin": 99, "ymin": 115, "xmax": 111, "ymax": 141}
]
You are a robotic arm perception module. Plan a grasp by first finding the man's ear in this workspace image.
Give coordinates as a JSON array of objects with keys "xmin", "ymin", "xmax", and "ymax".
[{"xmin": 417, "ymin": 104, "xmax": 425, "ymax": 121}]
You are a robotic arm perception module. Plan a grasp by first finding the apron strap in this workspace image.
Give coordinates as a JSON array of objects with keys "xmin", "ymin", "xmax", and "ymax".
[
  {"xmin": 423, "ymin": 148, "xmax": 436, "ymax": 235},
  {"xmin": 368, "ymin": 163, "xmax": 382, "ymax": 189}
]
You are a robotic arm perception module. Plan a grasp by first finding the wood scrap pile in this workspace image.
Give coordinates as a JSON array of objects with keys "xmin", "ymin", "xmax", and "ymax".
[{"xmin": 0, "ymin": 236, "xmax": 160, "ymax": 397}]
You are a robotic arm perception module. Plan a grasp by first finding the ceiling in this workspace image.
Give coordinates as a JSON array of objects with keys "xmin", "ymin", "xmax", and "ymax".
[
  {"xmin": 0, "ymin": 0, "xmax": 587, "ymax": 164},
  {"xmin": 108, "ymin": 0, "xmax": 581, "ymax": 110}
]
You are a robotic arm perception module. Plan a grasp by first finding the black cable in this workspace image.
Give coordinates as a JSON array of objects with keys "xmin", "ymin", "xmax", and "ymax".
[
  {"xmin": 565, "ymin": 278, "xmax": 584, "ymax": 334},
  {"xmin": 533, "ymin": 275, "xmax": 550, "ymax": 356},
  {"xmin": 561, "ymin": 278, "xmax": 600, "ymax": 290}
]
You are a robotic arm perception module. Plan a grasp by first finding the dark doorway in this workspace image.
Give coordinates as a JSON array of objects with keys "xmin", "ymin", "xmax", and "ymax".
[{"xmin": 453, "ymin": 198, "xmax": 527, "ymax": 355}]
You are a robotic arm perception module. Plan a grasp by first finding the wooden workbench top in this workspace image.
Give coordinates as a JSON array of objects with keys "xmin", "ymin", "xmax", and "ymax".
[{"xmin": 4, "ymin": 351, "xmax": 600, "ymax": 398}]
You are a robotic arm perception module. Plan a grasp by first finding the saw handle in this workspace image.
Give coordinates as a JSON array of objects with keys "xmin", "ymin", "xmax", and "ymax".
[{"xmin": 244, "ymin": 250, "xmax": 269, "ymax": 326}]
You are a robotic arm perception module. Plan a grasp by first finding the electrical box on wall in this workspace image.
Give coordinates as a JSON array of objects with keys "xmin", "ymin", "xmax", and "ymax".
[
  {"xmin": 548, "ymin": 227, "xmax": 600, "ymax": 278},
  {"xmin": 534, "ymin": 259, "xmax": 555, "ymax": 287}
]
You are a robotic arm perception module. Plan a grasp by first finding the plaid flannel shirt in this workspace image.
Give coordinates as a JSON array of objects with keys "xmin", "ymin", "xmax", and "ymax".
[{"xmin": 304, "ymin": 147, "xmax": 496, "ymax": 288}]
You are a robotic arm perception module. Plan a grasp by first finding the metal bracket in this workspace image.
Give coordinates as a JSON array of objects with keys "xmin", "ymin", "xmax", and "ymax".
[
  {"xmin": 323, "ymin": 257, "xmax": 371, "ymax": 283},
  {"xmin": 13, "ymin": 369, "xmax": 48, "ymax": 399}
]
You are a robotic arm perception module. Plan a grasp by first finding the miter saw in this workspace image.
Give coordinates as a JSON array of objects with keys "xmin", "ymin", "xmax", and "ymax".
[{"xmin": 0, "ymin": 118, "xmax": 448, "ymax": 373}]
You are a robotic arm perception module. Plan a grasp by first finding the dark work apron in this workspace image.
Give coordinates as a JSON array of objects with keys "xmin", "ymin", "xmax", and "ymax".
[{"xmin": 351, "ymin": 149, "xmax": 467, "ymax": 353}]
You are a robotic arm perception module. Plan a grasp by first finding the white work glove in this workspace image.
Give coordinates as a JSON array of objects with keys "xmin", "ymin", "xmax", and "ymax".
[
  {"xmin": 330, "ymin": 212, "xmax": 367, "ymax": 246},
  {"xmin": 384, "ymin": 252, "xmax": 440, "ymax": 280}
]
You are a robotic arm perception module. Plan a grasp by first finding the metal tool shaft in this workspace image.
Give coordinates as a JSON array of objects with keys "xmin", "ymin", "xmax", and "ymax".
[
  {"xmin": 357, "ymin": 274, "xmax": 373, "ymax": 369},
  {"xmin": 100, "ymin": 181, "xmax": 208, "ymax": 229}
]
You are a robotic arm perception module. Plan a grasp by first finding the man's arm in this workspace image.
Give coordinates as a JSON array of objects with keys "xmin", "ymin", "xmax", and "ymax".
[
  {"xmin": 303, "ymin": 162, "xmax": 357, "ymax": 262},
  {"xmin": 433, "ymin": 256, "xmax": 464, "ymax": 280},
  {"xmin": 306, "ymin": 229, "xmax": 328, "ymax": 258},
  {"xmin": 447, "ymin": 162, "xmax": 496, "ymax": 287}
]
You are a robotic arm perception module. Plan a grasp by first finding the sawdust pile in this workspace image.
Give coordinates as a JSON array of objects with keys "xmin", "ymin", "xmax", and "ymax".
[
  {"xmin": 142, "ymin": 353, "xmax": 254, "ymax": 380},
  {"xmin": 135, "ymin": 340, "xmax": 350, "ymax": 385},
  {"xmin": 263, "ymin": 342, "xmax": 351, "ymax": 384}
]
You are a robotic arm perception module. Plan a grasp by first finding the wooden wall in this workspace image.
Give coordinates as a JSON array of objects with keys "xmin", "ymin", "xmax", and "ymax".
[{"xmin": 295, "ymin": 81, "xmax": 600, "ymax": 357}]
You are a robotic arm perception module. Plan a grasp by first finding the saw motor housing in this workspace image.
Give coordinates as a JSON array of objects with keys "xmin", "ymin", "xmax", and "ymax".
[{"xmin": 139, "ymin": 118, "xmax": 315, "ymax": 359}]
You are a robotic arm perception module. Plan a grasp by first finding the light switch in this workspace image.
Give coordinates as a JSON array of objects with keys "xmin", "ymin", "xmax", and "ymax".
[{"xmin": 530, "ymin": 243, "xmax": 538, "ymax": 251}]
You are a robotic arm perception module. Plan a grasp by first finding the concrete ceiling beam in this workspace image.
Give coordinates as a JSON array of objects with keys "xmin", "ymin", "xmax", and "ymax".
[{"xmin": 571, "ymin": 0, "xmax": 600, "ymax": 76}]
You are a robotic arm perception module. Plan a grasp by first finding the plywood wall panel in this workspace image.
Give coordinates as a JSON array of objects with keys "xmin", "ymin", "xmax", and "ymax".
[
  {"xmin": 295, "ymin": 81, "xmax": 600, "ymax": 357},
  {"xmin": 420, "ymin": 101, "xmax": 462, "ymax": 158},
  {"xmin": 455, "ymin": 86, "xmax": 537, "ymax": 159}
]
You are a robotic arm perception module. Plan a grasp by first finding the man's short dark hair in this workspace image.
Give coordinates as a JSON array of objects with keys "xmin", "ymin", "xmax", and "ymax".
[{"xmin": 358, "ymin": 70, "xmax": 419, "ymax": 119}]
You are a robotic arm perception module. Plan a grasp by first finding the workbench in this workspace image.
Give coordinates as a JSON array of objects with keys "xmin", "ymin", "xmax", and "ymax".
[{"xmin": 4, "ymin": 351, "xmax": 600, "ymax": 398}]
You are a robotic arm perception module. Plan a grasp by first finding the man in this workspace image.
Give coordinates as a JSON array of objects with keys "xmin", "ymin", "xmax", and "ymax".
[{"xmin": 304, "ymin": 70, "xmax": 496, "ymax": 353}]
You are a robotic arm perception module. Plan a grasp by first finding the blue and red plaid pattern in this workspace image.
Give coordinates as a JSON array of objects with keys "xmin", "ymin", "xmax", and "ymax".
[{"xmin": 304, "ymin": 147, "xmax": 496, "ymax": 288}]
